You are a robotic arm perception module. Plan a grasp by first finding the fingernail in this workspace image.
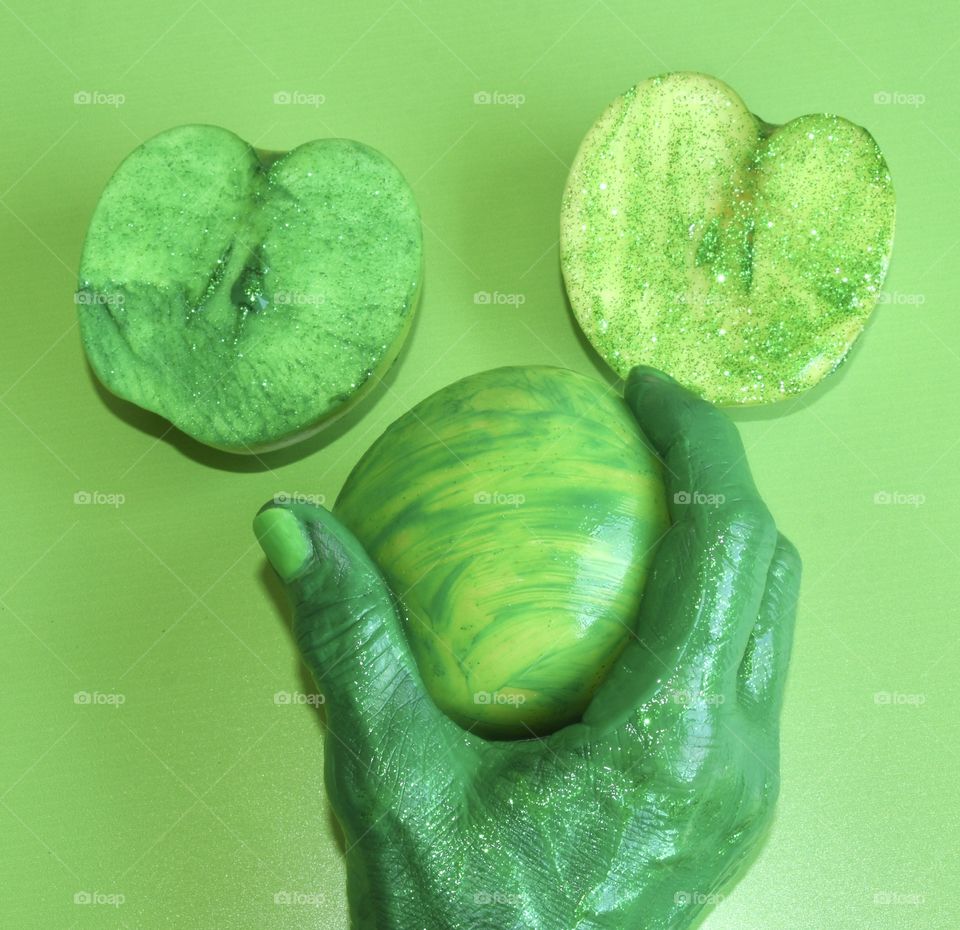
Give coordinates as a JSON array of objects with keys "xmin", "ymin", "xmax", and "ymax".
[
  {"xmin": 253, "ymin": 507, "xmax": 313, "ymax": 582},
  {"xmin": 629, "ymin": 364, "xmax": 674, "ymax": 384}
]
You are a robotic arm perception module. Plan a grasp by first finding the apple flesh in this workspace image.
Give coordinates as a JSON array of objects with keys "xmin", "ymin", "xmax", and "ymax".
[
  {"xmin": 77, "ymin": 124, "xmax": 422, "ymax": 452},
  {"xmin": 333, "ymin": 366, "xmax": 670, "ymax": 738},
  {"xmin": 560, "ymin": 72, "xmax": 896, "ymax": 405}
]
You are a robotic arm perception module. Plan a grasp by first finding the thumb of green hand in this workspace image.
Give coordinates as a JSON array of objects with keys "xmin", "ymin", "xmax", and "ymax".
[{"xmin": 253, "ymin": 501, "xmax": 429, "ymax": 746}]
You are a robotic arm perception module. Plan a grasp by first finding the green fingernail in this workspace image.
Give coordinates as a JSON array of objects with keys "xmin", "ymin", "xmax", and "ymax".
[
  {"xmin": 253, "ymin": 508, "xmax": 312, "ymax": 582},
  {"xmin": 632, "ymin": 365, "xmax": 672, "ymax": 383},
  {"xmin": 627, "ymin": 365, "xmax": 674, "ymax": 388}
]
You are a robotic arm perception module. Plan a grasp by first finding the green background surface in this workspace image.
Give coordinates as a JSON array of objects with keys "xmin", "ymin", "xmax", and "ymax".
[{"xmin": 1, "ymin": 1, "xmax": 957, "ymax": 927}]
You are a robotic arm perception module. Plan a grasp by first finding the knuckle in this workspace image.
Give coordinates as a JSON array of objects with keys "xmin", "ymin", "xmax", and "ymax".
[
  {"xmin": 673, "ymin": 394, "xmax": 735, "ymax": 449},
  {"xmin": 726, "ymin": 769, "xmax": 779, "ymax": 845},
  {"xmin": 774, "ymin": 534, "xmax": 803, "ymax": 581},
  {"xmin": 686, "ymin": 393, "xmax": 742, "ymax": 445},
  {"xmin": 325, "ymin": 741, "xmax": 371, "ymax": 814},
  {"xmin": 713, "ymin": 498, "xmax": 776, "ymax": 543}
]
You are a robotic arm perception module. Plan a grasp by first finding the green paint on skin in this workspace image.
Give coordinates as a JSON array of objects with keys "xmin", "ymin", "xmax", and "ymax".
[
  {"xmin": 560, "ymin": 72, "xmax": 896, "ymax": 405},
  {"xmin": 333, "ymin": 365, "xmax": 670, "ymax": 738},
  {"xmin": 252, "ymin": 364, "xmax": 802, "ymax": 930},
  {"xmin": 77, "ymin": 124, "xmax": 422, "ymax": 451}
]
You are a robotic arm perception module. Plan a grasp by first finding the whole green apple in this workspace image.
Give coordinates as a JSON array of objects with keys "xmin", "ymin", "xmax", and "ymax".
[
  {"xmin": 333, "ymin": 366, "xmax": 670, "ymax": 738},
  {"xmin": 77, "ymin": 124, "xmax": 422, "ymax": 452}
]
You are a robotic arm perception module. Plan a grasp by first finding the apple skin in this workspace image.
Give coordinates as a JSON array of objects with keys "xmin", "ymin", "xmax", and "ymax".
[
  {"xmin": 333, "ymin": 366, "xmax": 670, "ymax": 738},
  {"xmin": 77, "ymin": 125, "xmax": 422, "ymax": 453}
]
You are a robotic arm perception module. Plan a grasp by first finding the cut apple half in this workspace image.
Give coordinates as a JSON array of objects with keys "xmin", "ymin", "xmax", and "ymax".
[
  {"xmin": 77, "ymin": 124, "xmax": 422, "ymax": 452},
  {"xmin": 560, "ymin": 72, "xmax": 896, "ymax": 405}
]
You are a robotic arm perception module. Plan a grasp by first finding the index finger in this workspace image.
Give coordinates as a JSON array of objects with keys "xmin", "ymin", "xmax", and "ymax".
[
  {"xmin": 624, "ymin": 365, "xmax": 765, "ymax": 514},
  {"xmin": 580, "ymin": 365, "xmax": 778, "ymax": 736}
]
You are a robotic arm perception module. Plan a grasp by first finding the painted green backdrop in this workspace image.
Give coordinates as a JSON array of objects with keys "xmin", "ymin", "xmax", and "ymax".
[{"xmin": 1, "ymin": 1, "xmax": 957, "ymax": 927}]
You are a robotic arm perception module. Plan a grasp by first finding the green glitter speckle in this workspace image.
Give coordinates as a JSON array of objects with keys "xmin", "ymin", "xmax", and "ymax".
[
  {"xmin": 77, "ymin": 125, "xmax": 423, "ymax": 450},
  {"xmin": 560, "ymin": 72, "xmax": 896, "ymax": 405}
]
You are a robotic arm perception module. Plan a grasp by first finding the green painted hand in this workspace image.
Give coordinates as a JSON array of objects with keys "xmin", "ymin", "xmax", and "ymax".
[{"xmin": 254, "ymin": 365, "xmax": 801, "ymax": 930}]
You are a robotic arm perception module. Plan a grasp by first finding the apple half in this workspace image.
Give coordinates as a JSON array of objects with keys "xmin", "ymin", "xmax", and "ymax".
[
  {"xmin": 77, "ymin": 125, "xmax": 422, "ymax": 452},
  {"xmin": 560, "ymin": 72, "xmax": 896, "ymax": 405}
]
